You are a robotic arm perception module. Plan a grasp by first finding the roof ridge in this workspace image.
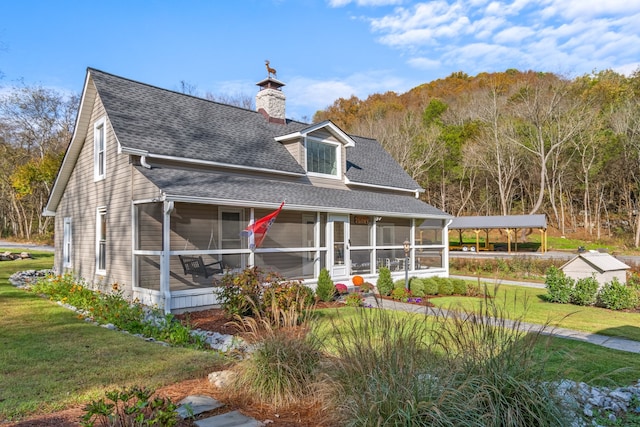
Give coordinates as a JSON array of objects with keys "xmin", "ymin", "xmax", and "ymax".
[{"xmin": 87, "ymin": 67, "xmax": 307, "ymax": 122}]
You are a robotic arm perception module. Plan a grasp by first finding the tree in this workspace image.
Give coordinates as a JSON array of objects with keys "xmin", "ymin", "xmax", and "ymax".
[
  {"xmin": 506, "ymin": 74, "xmax": 589, "ymax": 215},
  {"xmin": 0, "ymin": 84, "xmax": 77, "ymax": 240},
  {"xmin": 464, "ymin": 80, "xmax": 523, "ymax": 215}
]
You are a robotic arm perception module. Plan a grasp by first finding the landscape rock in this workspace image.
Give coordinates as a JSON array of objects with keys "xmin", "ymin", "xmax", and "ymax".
[{"xmin": 208, "ymin": 370, "xmax": 237, "ymax": 388}]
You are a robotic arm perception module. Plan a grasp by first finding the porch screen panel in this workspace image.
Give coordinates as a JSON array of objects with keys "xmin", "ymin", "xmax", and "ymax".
[
  {"xmin": 255, "ymin": 210, "xmax": 303, "ymax": 249},
  {"xmin": 136, "ymin": 203, "xmax": 163, "ymax": 250},
  {"xmin": 350, "ymin": 216, "xmax": 371, "ymax": 246},
  {"xmin": 254, "ymin": 252, "xmax": 311, "ymax": 279},
  {"xmin": 415, "ymin": 249, "xmax": 444, "ymax": 270},
  {"xmin": 375, "ymin": 217, "xmax": 411, "ymax": 266},
  {"xmin": 169, "ymin": 254, "xmax": 222, "ymax": 290},
  {"xmin": 170, "ymin": 203, "xmax": 218, "ymax": 251},
  {"xmin": 136, "ymin": 255, "xmax": 160, "ymax": 290},
  {"xmin": 416, "ymin": 219, "xmax": 444, "ymax": 245},
  {"xmin": 350, "ymin": 249, "xmax": 372, "ymax": 274}
]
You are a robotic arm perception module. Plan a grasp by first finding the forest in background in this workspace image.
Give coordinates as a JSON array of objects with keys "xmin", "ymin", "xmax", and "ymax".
[
  {"xmin": 2, "ymin": 68, "xmax": 640, "ymax": 247},
  {"xmin": 0, "ymin": 84, "xmax": 77, "ymax": 242},
  {"xmin": 315, "ymin": 69, "xmax": 640, "ymax": 247}
]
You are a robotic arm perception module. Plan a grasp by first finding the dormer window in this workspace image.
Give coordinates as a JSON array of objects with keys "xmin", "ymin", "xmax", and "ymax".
[{"xmin": 306, "ymin": 137, "xmax": 340, "ymax": 177}]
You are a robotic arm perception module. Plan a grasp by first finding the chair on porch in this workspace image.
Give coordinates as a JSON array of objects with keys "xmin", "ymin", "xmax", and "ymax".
[{"xmin": 178, "ymin": 255, "xmax": 224, "ymax": 278}]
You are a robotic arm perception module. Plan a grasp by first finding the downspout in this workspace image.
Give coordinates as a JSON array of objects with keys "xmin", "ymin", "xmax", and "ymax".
[
  {"xmin": 140, "ymin": 156, "xmax": 152, "ymax": 169},
  {"xmin": 161, "ymin": 200, "xmax": 174, "ymax": 314}
]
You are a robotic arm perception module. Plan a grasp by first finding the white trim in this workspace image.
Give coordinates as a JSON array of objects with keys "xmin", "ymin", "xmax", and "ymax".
[
  {"xmin": 275, "ymin": 120, "xmax": 356, "ymax": 147},
  {"xmin": 161, "ymin": 194, "xmax": 452, "ymax": 220},
  {"xmin": 161, "ymin": 200, "xmax": 172, "ymax": 314},
  {"xmin": 121, "ymin": 150, "xmax": 305, "ymax": 177},
  {"xmin": 344, "ymin": 176, "xmax": 424, "ymax": 194},
  {"xmin": 96, "ymin": 206, "xmax": 107, "ymax": 276},
  {"xmin": 63, "ymin": 217, "xmax": 72, "ymax": 268},
  {"xmin": 305, "ymin": 136, "xmax": 342, "ymax": 178},
  {"xmin": 94, "ymin": 117, "xmax": 106, "ymax": 181}
]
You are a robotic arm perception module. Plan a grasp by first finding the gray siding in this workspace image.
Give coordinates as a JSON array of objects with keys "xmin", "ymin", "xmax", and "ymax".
[{"xmin": 54, "ymin": 87, "xmax": 159, "ymax": 296}]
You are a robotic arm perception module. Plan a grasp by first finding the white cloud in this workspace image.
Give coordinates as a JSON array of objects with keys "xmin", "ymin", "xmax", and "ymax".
[
  {"xmin": 547, "ymin": 0, "xmax": 640, "ymax": 20},
  {"xmin": 493, "ymin": 26, "xmax": 535, "ymax": 44},
  {"xmin": 615, "ymin": 63, "xmax": 640, "ymax": 76},
  {"xmin": 360, "ymin": 0, "xmax": 640, "ymax": 82},
  {"xmin": 286, "ymin": 71, "xmax": 411, "ymax": 118},
  {"xmin": 407, "ymin": 56, "xmax": 441, "ymax": 69}
]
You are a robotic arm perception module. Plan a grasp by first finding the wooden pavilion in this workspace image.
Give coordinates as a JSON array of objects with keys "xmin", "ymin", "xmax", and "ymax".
[{"xmin": 448, "ymin": 214, "xmax": 547, "ymax": 254}]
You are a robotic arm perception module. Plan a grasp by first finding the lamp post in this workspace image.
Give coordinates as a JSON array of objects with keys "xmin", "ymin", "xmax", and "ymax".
[{"xmin": 403, "ymin": 239, "xmax": 410, "ymax": 291}]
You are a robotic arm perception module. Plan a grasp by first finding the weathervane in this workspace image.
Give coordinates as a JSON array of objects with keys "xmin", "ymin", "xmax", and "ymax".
[{"xmin": 265, "ymin": 60, "xmax": 277, "ymax": 78}]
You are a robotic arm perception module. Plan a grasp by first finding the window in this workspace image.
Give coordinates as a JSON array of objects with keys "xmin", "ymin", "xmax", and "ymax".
[
  {"xmin": 96, "ymin": 207, "xmax": 107, "ymax": 274},
  {"xmin": 63, "ymin": 217, "xmax": 72, "ymax": 267},
  {"xmin": 306, "ymin": 138, "xmax": 339, "ymax": 176},
  {"xmin": 94, "ymin": 118, "xmax": 106, "ymax": 181}
]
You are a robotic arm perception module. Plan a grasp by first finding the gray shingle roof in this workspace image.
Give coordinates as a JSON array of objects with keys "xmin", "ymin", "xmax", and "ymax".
[
  {"xmin": 89, "ymin": 68, "xmax": 422, "ymax": 191},
  {"xmin": 91, "ymin": 69, "xmax": 307, "ymax": 175},
  {"xmin": 137, "ymin": 166, "xmax": 449, "ymax": 218},
  {"xmin": 346, "ymin": 135, "xmax": 421, "ymax": 190}
]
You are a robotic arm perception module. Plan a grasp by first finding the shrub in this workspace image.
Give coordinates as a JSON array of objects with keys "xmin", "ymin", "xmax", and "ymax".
[
  {"xmin": 344, "ymin": 293, "xmax": 363, "ymax": 307},
  {"xmin": 323, "ymin": 307, "xmax": 435, "ymax": 425},
  {"xmin": 376, "ymin": 267, "xmax": 393, "ymax": 296},
  {"xmin": 423, "ymin": 277, "xmax": 439, "ymax": 295},
  {"xmin": 81, "ymin": 386, "xmax": 179, "ymax": 427},
  {"xmin": 410, "ymin": 278, "xmax": 425, "ymax": 297},
  {"xmin": 390, "ymin": 287, "xmax": 411, "ymax": 302},
  {"xmin": 263, "ymin": 281, "xmax": 314, "ymax": 316},
  {"xmin": 545, "ymin": 266, "xmax": 573, "ymax": 304},
  {"xmin": 393, "ymin": 278, "xmax": 408, "ymax": 290},
  {"xmin": 316, "ymin": 268, "xmax": 335, "ymax": 302},
  {"xmin": 232, "ymin": 312, "xmax": 322, "ymax": 410},
  {"xmin": 571, "ymin": 276, "xmax": 599, "ymax": 306},
  {"xmin": 597, "ymin": 278, "xmax": 639, "ymax": 310},
  {"xmin": 215, "ymin": 267, "xmax": 267, "ymax": 317},
  {"xmin": 451, "ymin": 278, "xmax": 468, "ymax": 295},
  {"xmin": 437, "ymin": 278, "xmax": 454, "ymax": 295}
]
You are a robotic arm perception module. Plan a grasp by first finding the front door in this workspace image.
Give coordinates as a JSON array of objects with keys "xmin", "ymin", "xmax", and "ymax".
[{"xmin": 328, "ymin": 215, "xmax": 349, "ymax": 277}]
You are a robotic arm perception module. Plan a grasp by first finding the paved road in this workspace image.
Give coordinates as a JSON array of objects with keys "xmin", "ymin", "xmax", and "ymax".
[{"xmin": 0, "ymin": 240, "xmax": 54, "ymax": 252}]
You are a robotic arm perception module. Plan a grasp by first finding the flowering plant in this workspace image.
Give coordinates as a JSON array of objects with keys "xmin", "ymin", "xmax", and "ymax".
[{"xmin": 335, "ymin": 283, "xmax": 349, "ymax": 294}]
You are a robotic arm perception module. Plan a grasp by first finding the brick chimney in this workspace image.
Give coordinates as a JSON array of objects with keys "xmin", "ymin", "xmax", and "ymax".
[{"xmin": 256, "ymin": 77, "xmax": 286, "ymax": 124}]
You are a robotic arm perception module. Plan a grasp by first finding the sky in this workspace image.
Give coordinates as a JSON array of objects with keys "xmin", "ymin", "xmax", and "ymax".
[{"xmin": 2, "ymin": 0, "xmax": 639, "ymax": 121}]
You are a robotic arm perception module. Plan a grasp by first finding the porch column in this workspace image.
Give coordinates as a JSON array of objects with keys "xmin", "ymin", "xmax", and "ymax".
[
  {"xmin": 161, "ymin": 201, "xmax": 173, "ymax": 314},
  {"xmin": 444, "ymin": 219, "xmax": 452, "ymax": 275}
]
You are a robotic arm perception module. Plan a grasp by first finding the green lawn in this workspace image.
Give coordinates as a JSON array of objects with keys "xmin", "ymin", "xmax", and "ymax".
[
  {"xmin": 429, "ymin": 282, "xmax": 640, "ymax": 341},
  {"xmin": 3, "ymin": 248, "xmax": 640, "ymax": 421},
  {"xmin": 0, "ymin": 250, "xmax": 225, "ymax": 422}
]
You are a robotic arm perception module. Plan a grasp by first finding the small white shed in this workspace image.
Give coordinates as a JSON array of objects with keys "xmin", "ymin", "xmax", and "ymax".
[{"xmin": 560, "ymin": 251, "xmax": 630, "ymax": 286}]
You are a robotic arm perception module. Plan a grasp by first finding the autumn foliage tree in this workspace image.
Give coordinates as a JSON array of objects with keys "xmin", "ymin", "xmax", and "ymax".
[
  {"xmin": 315, "ymin": 68, "xmax": 640, "ymax": 246},
  {"xmin": 0, "ymin": 84, "xmax": 77, "ymax": 241}
]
